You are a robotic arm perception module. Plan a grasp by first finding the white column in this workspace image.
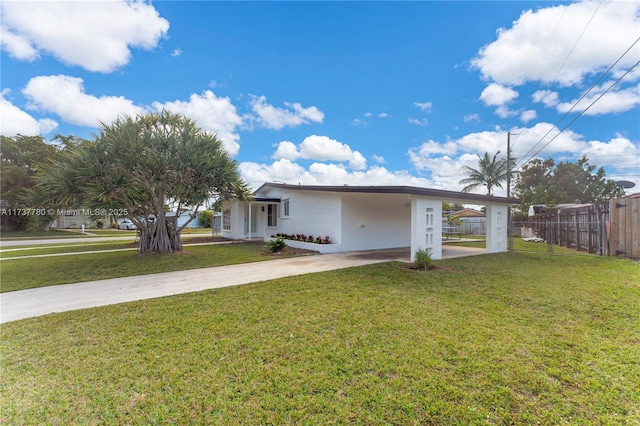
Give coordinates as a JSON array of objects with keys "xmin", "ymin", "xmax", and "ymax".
[
  {"xmin": 410, "ymin": 198, "xmax": 443, "ymax": 260},
  {"xmin": 248, "ymin": 203, "xmax": 252, "ymax": 240},
  {"xmin": 485, "ymin": 204, "xmax": 508, "ymax": 253}
]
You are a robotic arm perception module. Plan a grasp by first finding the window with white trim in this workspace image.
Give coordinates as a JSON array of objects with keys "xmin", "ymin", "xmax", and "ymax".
[
  {"xmin": 282, "ymin": 199, "xmax": 290, "ymax": 218},
  {"xmin": 222, "ymin": 208, "xmax": 231, "ymax": 231}
]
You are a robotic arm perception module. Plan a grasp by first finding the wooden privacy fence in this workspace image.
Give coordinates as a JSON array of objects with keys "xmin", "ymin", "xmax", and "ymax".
[
  {"xmin": 525, "ymin": 195, "xmax": 639, "ymax": 259},
  {"xmin": 609, "ymin": 195, "xmax": 640, "ymax": 259}
]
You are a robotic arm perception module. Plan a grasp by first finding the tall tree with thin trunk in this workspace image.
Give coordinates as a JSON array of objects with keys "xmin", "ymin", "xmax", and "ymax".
[
  {"xmin": 459, "ymin": 151, "xmax": 511, "ymax": 196},
  {"xmin": 32, "ymin": 111, "xmax": 250, "ymax": 253}
]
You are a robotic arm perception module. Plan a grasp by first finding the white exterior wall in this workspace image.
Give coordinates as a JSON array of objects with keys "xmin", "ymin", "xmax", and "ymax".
[
  {"xmin": 220, "ymin": 200, "xmax": 246, "ymax": 239},
  {"xmin": 485, "ymin": 204, "xmax": 507, "ymax": 253},
  {"xmin": 410, "ymin": 198, "xmax": 443, "ymax": 260},
  {"xmin": 279, "ymin": 191, "xmax": 342, "ymax": 242},
  {"xmin": 340, "ymin": 193, "xmax": 410, "ymax": 251}
]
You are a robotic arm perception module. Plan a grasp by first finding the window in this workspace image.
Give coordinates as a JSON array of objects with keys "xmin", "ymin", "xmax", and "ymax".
[
  {"xmin": 267, "ymin": 204, "xmax": 278, "ymax": 227},
  {"xmin": 282, "ymin": 199, "xmax": 290, "ymax": 217},
  {"xmin": 222, "ymin": 208, "xmax": 231, "ymax": 231}
]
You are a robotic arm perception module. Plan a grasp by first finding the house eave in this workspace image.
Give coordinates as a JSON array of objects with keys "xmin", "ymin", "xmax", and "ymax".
[{"xmin": 255, "ymin": 183, "xmax": 520, "ymax": 205}]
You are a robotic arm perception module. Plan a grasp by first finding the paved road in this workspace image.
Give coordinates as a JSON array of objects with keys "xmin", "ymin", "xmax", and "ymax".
[
  {"xmin": 0, "ymin": 233, "xmax": 213, "ymax": 247},
  {"xmin": 0, "ymin": 246, "xmax": 485, "ymax": 324}
]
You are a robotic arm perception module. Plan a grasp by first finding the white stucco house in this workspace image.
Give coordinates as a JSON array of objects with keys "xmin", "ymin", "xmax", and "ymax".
[{"xmin": 221, "ymin": 183, "xmax": 520, "ymax": 260}]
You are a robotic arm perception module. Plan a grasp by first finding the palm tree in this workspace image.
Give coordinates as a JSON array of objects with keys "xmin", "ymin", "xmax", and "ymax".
[{"xmin": 459, "ymin": 151, "xmax": 510, "ymax": 196}]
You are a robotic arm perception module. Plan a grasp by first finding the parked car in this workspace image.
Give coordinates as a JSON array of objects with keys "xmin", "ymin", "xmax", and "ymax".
[{"xmin": 117, "ymin": 219, "xmax": 136, "ymax": 230}]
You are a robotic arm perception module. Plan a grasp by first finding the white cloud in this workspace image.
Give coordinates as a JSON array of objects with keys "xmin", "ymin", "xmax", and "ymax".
[
  {"xmin": 463, "ymin": 113, "xmax": 480, "ymax": 123},
  {"xmin": 20, "ymin": 77, "xmax": 243, "ymax": 155},
  {"xmin": 0, "ymin": 90, "xmax": 58, "ymax": 136},
  {"xmin": 414, "ymin": 101, "xmax": 432, "ymax": 112},
  {"xmin": 171, "ymin": 48, "xmax": 182, "ymax": 57},
  {"xmin": 520, "ymin": 110, "xmax": 536, "ymax": 123},
  {"xmin": 408, "ymin": 140, "xmax": 458, "ymax": 165},
  {"xmin": 249, "ymin": 96, "xmax": 324, "ymax": 130},
  {"xmin": 408, "ymin": 118, "xmax": 428, "ymax": 126},
  {"xmin": 454, "ymin": 123, "xmax": 588, "ymax": 160},
  {"xmin": 0, "ymin": 25, "xmax": 38, "ymax": 61},
  {"xmin": 22, "ymin": 75, "xmax": 144, "ymax": 127},
  {"xmin": 352, "ymin": 118, "xmax": 368, "ymax": 128},
  {"xmin": 555, "ymin": 82, "xmax": 640, "ymax": 116},
  {"xmin": 272, "ymin": 141, "xmax": 300, "ymax": 161},
  {"xmin": 1, "ymin": 0, "xmax": 169, "ymax": 73},
  {"xmin": 154, "ymin": 90, "xmax": 243, "ymax": 156},
  {"xmin": 371, "ymin": 154, "xmax": 386, "ymax": 164},
  {"xmin": 472, "ymin": 1, "xmax": 640, "ymax": 86},
  {"xmin": 582, "ymin": 134, "xmax": 639, "ymax": 169},
  {"xmin": 378, "ymin": 112, "xmax": 391, "ymax": 118},
  {"xmin": 407, "ymin": 123, "xmax": 591, "ymax": 180},
  {"xmin": 532, "ymin": 90, "xmax": 560, "ymax": 108},
  {"xmin": 272, "ymin": 135, "xmax": 367, "ymax": 170},
  {"xmin": 534, "ymin": 82, "xmax": 640, "ymax": 116},
  {"xmin": 239, "ymin": 159, "xmax": 312, "ymax": 189},
  {"xmin": 480, "ymin": 83, "xmax": 519, "ymax": 107},
  {"xmin": 239, "ymin": 160, "xmax": 430, "ymax": 190},
  {"xmin": 299, "ymin": 135, "xmax": 366, "ymax": 170}
]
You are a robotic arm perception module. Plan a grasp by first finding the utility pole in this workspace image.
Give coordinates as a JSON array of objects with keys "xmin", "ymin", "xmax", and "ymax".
[
  {"xmin": 507, "ymin": 132, "xmax": 512, "ymax": 198},
  {"xmin": 506, "ymin": 132, "xmax": 514, "ymax": 250}
]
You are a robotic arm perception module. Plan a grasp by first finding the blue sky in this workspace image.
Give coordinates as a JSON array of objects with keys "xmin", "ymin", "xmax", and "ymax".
[{"xmin": 2, "ymin": 0, "xmax": 639, "ymax": 195}]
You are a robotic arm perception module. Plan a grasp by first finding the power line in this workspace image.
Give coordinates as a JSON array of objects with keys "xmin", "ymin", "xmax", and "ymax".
[
  {"xmin": 523, "ymin": 58, "xmax": 640, "ymax": 162},
  {"xmin": 551, "ymin": 0, "xmax": 604, "ymax": 83},
  {"xmin": 517, "ymin": 36, "xmax": 640, "ymax": 168}
]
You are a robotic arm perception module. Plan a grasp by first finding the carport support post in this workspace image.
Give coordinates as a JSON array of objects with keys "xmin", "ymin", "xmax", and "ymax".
[
  {"xmin": 410, "ymin": 198, "xmax": 442, "ymax": 261},
  {"xmin": 486, "ymin": 204, "xmax": 508, "ymax": 253}
]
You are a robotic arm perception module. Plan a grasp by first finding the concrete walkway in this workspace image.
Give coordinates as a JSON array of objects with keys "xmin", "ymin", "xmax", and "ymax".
[{"xmin": 0, "ymin": 245, "xmax": 485, "ymax": 324}]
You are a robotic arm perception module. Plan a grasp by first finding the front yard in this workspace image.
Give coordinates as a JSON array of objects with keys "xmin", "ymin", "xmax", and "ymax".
[
  {"xmin": 1, "ymin": 252, "xmax": 638, "ymax": 424},
  {"xmin": 0, "ymin": 241, "xmax": 306, "ymax": 293}
]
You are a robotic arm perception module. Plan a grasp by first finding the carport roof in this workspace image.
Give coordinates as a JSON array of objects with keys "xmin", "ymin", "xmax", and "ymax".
[{"xmin": 254, "ymin": 183, "xmax": 520, "ymax": 205}]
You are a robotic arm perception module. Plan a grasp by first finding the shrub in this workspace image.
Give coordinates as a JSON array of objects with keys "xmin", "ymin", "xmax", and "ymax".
[
  {"xmin": 273, "ymin": 233, "xmax": 333, "ymax": 244},
  {"xmin": 198, "ymin": 210, "xmax": 213, "ymax": 228},
  {"xmin": 267, "ymin": 237, "xmax": 287, "ymax": 252},
  {"xmin": 413, "ymin": 248, "xmax": 433, "ymax": 270}
]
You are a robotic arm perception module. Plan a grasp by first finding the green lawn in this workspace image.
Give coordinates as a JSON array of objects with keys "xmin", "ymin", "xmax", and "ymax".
[
  {"xmin": 0, "ymin": 242, "xmax": 288, "ymax": 293},
  {"xmin": 446, "ymin": 237, "xmax": 591, "ymax": 255},
  {"xmin": 1, "ymin": 252, "xmax": 638, "ymax": 424}
]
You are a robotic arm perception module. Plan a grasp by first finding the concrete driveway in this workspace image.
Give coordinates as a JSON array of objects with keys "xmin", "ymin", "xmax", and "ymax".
[{"xmin": 0, "ymin": 245, "xmax": 485, "ymax": 324}]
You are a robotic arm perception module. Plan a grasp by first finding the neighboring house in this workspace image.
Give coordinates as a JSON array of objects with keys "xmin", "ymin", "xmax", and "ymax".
[
  {"xmin": 221, "ymin": 183, "xmax": 519, "ymax": 260},
  {"xmin": 166, "ymin": 211, "xmax": 200, "ymax": 228},
  {"xmin": 52, "ymin": 211, "xmax": 96, "ymax": 229},
  {"xmin": 452, "ymin": 208, "xmax": 486, "ymax": 235}
]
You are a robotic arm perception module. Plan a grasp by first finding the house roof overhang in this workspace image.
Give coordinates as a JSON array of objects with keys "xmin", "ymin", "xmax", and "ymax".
[
  {"xmin": 251, "ymin": 197, "xmax": 282, "ymax": 203},
  {"xmin": 254, "ymin": 183, "xmax": 520, "ymax": 205}
]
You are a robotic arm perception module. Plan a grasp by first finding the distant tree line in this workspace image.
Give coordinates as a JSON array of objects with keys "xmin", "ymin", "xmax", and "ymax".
[{"xmin": 458, "ymin": 151, "xmax": 624, "ymax": 216}]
